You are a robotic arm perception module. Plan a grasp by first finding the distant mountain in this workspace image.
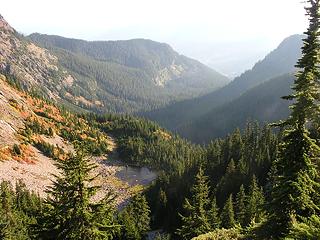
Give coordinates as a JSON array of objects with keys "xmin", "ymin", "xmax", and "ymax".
[
  {"xmin": 143, "ymin": 34, "xmax": 303, "ymax": 132},
  {"xmin": 27, "ymin": 33, "xmax": 229, "ymax": 113},
  {"xmin": 179, "ymin": 74, "xmax": 293, "ymax": 143}
]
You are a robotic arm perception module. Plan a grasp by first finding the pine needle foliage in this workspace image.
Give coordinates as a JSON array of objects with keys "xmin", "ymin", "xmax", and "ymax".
[{"xmin": 267, "ymin": 0, "xmax": 320, "ymax": 238}]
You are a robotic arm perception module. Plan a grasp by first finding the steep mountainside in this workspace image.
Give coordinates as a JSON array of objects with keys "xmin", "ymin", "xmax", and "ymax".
[
  {"xmin": 27, "ymin": 33, "xmax": 228, "ymax": 112},
  {"xmin": 179, "ymin": 74, "xmax": 293, "ymax": 143},
  {"xmin": 0, "ymin": 15, "xmax": 72, "ymax": 100},
  {"xmin": 0, "ymin": 72, "xmax": 144, "ymax": 203},
  {"xmin": 143, "ymin": 35, "xmax": 303, "ymax": 131}
]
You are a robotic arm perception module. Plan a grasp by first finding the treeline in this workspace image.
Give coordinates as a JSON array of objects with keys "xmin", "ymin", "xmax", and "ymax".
[{"xmin": 90, "ymin": 113, "xmax": 202, "ymax": 173}]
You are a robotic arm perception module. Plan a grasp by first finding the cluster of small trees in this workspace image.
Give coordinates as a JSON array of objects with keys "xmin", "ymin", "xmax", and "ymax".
[
  {"xmin": 0, "ymin": 180, "xmax": 41, "ymax": 239},
  {"xmin": 176, "ymin": 168, "xmax": 265, "ymax": 239}
]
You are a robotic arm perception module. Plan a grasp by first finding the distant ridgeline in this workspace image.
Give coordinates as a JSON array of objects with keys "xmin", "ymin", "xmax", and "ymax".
[
  {"xmin": 142, "ymin": 34, "xmax": 303, "ymax": 142},
  {"xmin": 27, "ymin": 33, "xmax": 228, "ymax": 113}
]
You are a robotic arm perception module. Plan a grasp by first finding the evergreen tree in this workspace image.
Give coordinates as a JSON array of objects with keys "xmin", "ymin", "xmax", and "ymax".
[
  {"xmin": 118, "ymin": 193, "xmax": 150, "ymax": 240},
  {"xmin": 235, "ymin": 184, "xmax": 246, "ymax": 226},
  {"xmin": 208, "ymin": 197, "xmax": 221, "ymax": 230},
  {"xmin": 37, "ymin": 149, "xmax": 118, "ymax": 240},
  {"xmin": 176, "ymin": 167, "xmax": 211, "ymax": 239},
  {"xmin": 245, "ymin": 176, "xmax": 265, "ymax": 226},
  {"xmin": 221, "ymin": 194, "xmax": 236, "ymax": 229},
  {"xmin": 0, "ymin": 181, "xmax": 15, "ymax": 239},
  {"xmin": 268, "ymin": 0, "xmax": 320, "ymax": 238},
  {"xmin": 0, "ymin": 181, "xmax": 31, "ymax": 240},
  {"xmin": 287, "ymin": 215, "xmax": 320, "ymax": 239}
]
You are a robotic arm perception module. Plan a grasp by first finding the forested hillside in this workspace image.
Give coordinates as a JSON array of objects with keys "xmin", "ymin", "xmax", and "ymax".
[
  {"xmin": 28, "ymin": 33, "xmax": 228, "ymax": 113},
  {"xmin": 179, "ymin": 74, "xmax": 294, "ymax": 143},
  {"xmin": 143, "ymin": 35, "xmax": 303, "ymax": 136}
]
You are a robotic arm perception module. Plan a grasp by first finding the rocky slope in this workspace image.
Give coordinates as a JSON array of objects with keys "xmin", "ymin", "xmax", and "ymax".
[
  {"xmin": 0, "ymin": 73, "xmax": 141, "ymax": 204},
  {"xmin": 0, "ymin": 15, "xmax": 74, "ymax": 100}
]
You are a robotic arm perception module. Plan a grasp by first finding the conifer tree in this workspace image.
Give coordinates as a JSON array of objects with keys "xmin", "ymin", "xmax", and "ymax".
[
  {"xmin": 37, "ymin": 148, "xmax": 118, "ymax": 240},
  {"xmin": 287, "ymin": 214, "xmax": 320, "ymax": 239},
  {"xmin": 245, "ymin": 176, "xmax": 265, "ymax": 226},
  {"xmin": 0, "ymin": 181, "xmax": 15, "ymax": 239},
  {"xmin": 208, "ymin": 197, "xmax": 221, "ymax": 230},
  {"xmin": 176, "ymin": 166, "xmax": 211, "ymax": 239},
  {"xmin": 221, "ymin": 194, "xmax": 236, "ymax": 229},
  {"xmin": 268, "ymin": 0, "xmax": 320, "ymax": 237},
  {"xmin": 119, "ymin": 193, "xmax": 150, "ymax": 240},
  {"xmin": 235, "ymin": 184, "xmax": 246, "ymax": 226},
  {"xmin": 0, "ymin": 181, "xmax": 30, "ymax": 240}
]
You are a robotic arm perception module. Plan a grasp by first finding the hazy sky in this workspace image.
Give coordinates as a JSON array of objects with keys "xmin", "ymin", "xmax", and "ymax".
[{"xmin": 1, "ymin": 0, "xmax": 308, "ymax": 76}]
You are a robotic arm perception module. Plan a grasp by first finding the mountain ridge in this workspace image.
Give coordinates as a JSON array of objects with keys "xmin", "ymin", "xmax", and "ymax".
[
  {"xmin": 179, "ymin": 73, "xmax": 294, "ymax": 143},
  {"xmin": 0, "ymin": 14, "xmax": 228, "ymax": 115},
  {"xmin": 27, "ymin": 32, "xmax": 229, "ymax": 112},
  {"xmin": 142, "ymin": 34, "xmax": 303, "ymax": 134}
]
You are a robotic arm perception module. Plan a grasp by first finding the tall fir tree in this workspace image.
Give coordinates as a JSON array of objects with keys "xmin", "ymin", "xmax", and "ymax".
[
  {"xmin": 235, "ymin": 184, "xmax": 246, "ymax": 226},
  {"xmin": 245, "ymin": 176, "xmax": 265, "ymax": 226},
  {"xmin": 118, "ymin": 193, "xmax": 151, "ymax": 240},
  {"xmin": 0, "ymin": 181, "xmax": 32, "ymax": 240},
  {"xmin": 37, "ymin": 148, "xmax": 118, "ymax": 240},
  {"xmin": 176, "ymin": 166, "xmax": 211, "ymax": 239},
  {"xmin": 208, "ymin": 197, "xmax": 221, "ymax": 230},
  {"xmin": 220, "ymin": 194, "xmax": 236, "ymax": 229},
  {"xmin": 268, "ymin": 0, "xmax": 320, "ymax": 238}
]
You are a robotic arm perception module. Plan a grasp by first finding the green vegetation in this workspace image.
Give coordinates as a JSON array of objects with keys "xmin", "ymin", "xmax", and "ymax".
[
  {"xmin": 33, "ymin": 141, "xmax": 63, "ymax": 159},
  {"xmin": 178, "ymin": 74, "xmax": 293, "ymax": 142},
  {"xmin": 28, "ymin": 34, "xmax": 228, "ymax": 113},
  {"xmin": 286, "ymin": 215, "xmax": 320, "ymax": 240},
  {"xmin": 0, "ymin": 148, "xmax": 151, "ymax": 240},
  {"xmin": 92, "ymin": 113, "xmax": 202, "ymax": 173},
  {"xmin": 12, "ymin": 144, "xmax": 21, "ymax": 156},
  {"xmin": 143, "ymin": 35, "xmax": 302, "ymax": 141},
  {"xmin": 117, "ymin": 194, "xmax": 151, "ymax": 240},
  {"xmin": 91, "ymin": 112, "xmax": 277, "ymax": 238},
  {"xmin": 266, "ymin": 0, "xmax": 320, "ymax": 238},
  {"xmin": 0, "ymin": 1, "xmax": 319, "ymax": 240},
  {"xmin": 37, "ymin": 148, "xmax": 119, "ymax": 239},
  {"xmin": 0, "ymin": 180, "xmax": 42, "ymax": 240},
  {"xmin": 191, "ymin": 228, "xmax": 243, "ymax": 240},
  {"xmin": 176, "ymin": 167, "xmax": 211, "ymax": 239}
]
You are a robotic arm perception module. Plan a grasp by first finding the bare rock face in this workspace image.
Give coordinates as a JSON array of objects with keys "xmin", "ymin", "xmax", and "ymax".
[
  {"xmin": 0, "ymin": 14, "xmax": 14, "ymax": 33},
  {"xmin": 0, "ymin": 15, "xmax": 70, "ymax": 100},
  {"xmin": 153, "ymin": 61, "xmax": 185, "ymax": 87}
]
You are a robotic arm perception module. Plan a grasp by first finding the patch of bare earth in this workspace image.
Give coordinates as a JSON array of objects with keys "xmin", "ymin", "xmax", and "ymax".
[
  {"xmin": 0, "ymin": 134, "xmax": 136, "ymax": 205},
  {"xmin": 0, "ymin": 146, "xmax": 58, "ymax": 197}
]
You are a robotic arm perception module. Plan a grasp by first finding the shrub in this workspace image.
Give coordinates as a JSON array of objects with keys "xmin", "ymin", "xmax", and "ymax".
[
  {"xmin": 192, "ymin": 228, "xmax": 244, "ymax": 240},
  {"xmin": 285, "ymin": 215, "xmax": 320, "ymax": 240},
  {"xmin": 13, "ymin": 144, "xmax": 21, "ymax": 156}
]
